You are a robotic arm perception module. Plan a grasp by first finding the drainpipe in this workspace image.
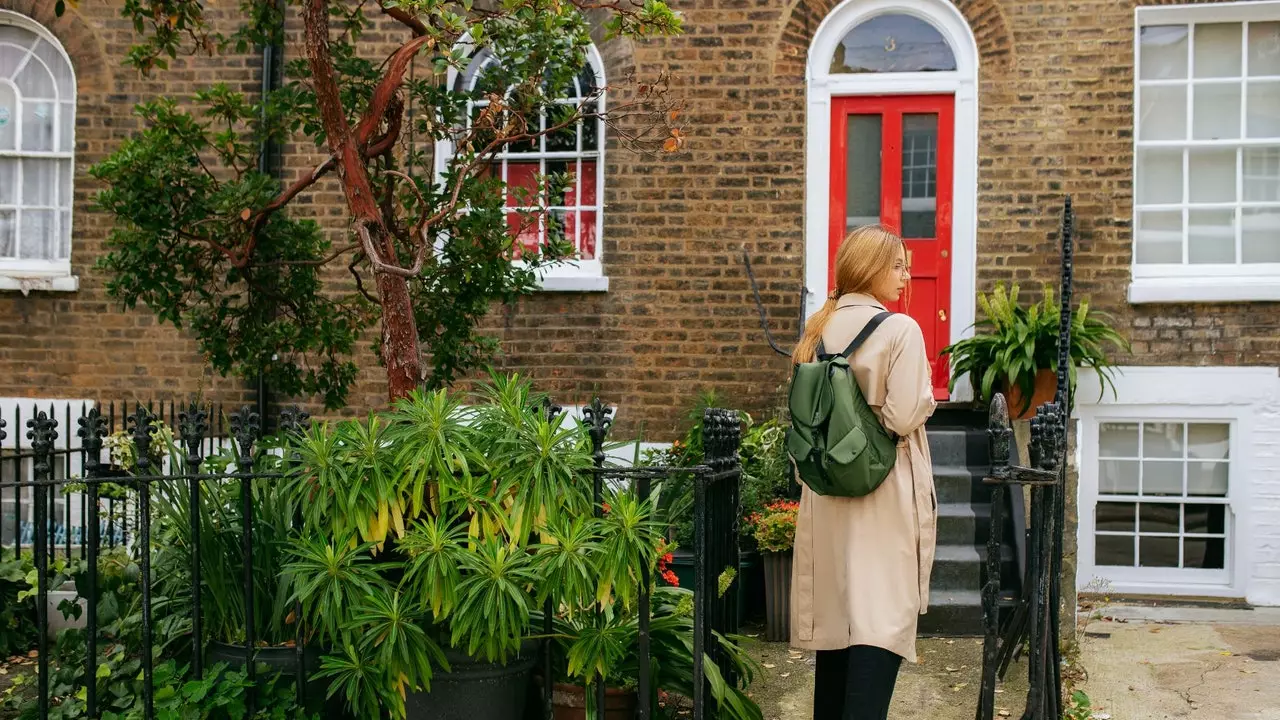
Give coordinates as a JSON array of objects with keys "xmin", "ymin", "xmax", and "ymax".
[{"xmin": 256, "ymin": 1, "xmax": 285, "ymax": 424}]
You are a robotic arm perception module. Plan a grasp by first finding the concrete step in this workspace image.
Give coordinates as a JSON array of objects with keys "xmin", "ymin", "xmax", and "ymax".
[
  {"xmin": 925, "ymin": 427, "xmax": 990, "ymax": 468},
  {"xmin": 918, "ymin": 588, "xmax": 1018, "ymax": 637},
  {"xmin": 932, "ymin": 464, "xmax": 995, "ymax": 504}
]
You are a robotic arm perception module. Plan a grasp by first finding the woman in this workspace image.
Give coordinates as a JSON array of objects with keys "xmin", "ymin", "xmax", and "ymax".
[{"xmin": 790, "ymin": 225, "xmax": 938, "ymax": 720}]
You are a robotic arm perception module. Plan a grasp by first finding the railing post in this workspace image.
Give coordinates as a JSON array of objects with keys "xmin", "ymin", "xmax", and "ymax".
[
  {"xmin": 28, "ymin": 410, "xmax": 56, "ymax": 720},
  {"xmin": 231, "ymin": 406, "xmax": 261, "ymax": 714},
  {"xmin": 583, "ymin": 398, "xmax": 613, "ymax": 720},
  {"xmin": 78, "ymin": 408, "xmax": 107, "ymax": 718},
  {"xmin": 179, "ymin": 403, "xmax": 209, "ymax": 680},
  {"xmin": 279, "ymin": 405, "xmax": 311, "ymax": 709},
  {"xmin": 128, "ymin": 406, "xmax": 156, "ymax": 720}
]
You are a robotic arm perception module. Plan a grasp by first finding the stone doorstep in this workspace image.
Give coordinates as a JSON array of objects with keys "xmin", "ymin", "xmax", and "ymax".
[{"xmin": 1090, "ymin": 602, "xmax": 1280, "ymax": 627}]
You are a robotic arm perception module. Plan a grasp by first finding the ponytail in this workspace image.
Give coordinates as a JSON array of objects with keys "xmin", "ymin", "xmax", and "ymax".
[{"xmin": 792, "ymin": 294, "xmax": 839, "ymax": 364}]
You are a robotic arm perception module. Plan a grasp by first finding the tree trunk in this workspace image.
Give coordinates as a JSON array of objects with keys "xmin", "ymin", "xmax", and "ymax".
[
  {"xmin": 302, "ymin": 0, "xmax": 422, "ymax": 403},
  {"xmin": 376, "ymin": 269, "xmax": 421, "ymax": 402}
]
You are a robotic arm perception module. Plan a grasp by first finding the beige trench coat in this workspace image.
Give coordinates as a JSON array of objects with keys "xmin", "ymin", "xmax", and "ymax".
[{"xmin": 790, "ymin": 293, "xmax": 938, "ymax": 662}]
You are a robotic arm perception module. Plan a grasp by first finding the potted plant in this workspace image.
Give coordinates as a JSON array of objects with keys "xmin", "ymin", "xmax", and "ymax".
[
  {"xmin": 942, "ymin": 283, "xmax": 1130, "ymax": 419},
  {"xmin": 743, "ymin": 500, "xmax": 799, "ymax": 643},
  {"xmin": 275, "ymin": 375, "xmax": 649, "ymax": 720},
  {"xmin": 543, "ymin": 585, "xmax": 763, "ymax": 720}
]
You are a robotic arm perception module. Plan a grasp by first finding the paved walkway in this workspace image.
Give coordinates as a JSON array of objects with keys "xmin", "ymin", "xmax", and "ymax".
[{"xmin": 742, "ymin": 603, "xmax": 1280, "ymax": 719}]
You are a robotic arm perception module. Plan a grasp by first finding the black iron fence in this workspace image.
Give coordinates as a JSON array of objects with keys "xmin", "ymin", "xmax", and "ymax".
[{"xmin": 2, "ymin": 397, "xmax": 744, "ymax": 720}]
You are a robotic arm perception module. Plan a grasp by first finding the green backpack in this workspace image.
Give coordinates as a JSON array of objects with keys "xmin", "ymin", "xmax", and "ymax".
[{"xmin": 786, "ymin": 311, "xmax": 899, "ymax": 497}]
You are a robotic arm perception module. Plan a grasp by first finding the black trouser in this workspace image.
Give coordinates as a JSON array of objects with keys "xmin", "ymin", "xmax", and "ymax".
[{"xmin": 813, "ymin": 644, "xmax": 903, "ymax": 720}]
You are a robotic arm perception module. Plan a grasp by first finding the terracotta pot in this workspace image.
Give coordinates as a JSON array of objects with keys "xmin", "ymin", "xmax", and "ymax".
[
  {"xmin": 551, "ymin": 683, "xmax": 638, "ymax": 720},
  {"xmin": 761, "ymin": 551, "xmax": 792, "ymax": 643},
  {"xmin": 1003, "ymin": 369, "xmax": 1058, "ymax": 420}
]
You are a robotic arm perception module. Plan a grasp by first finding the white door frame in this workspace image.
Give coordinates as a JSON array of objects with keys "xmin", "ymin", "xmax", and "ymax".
[{"xmin": 804, "ymin": 0, "xmax": 979, "ymax": 400}]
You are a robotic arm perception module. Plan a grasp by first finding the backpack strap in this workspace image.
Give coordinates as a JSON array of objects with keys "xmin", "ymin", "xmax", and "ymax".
[
  {"xmin": 837, "ymin": 311, "xmax": 893, "ymax": 358},
  {"xmin": 816, "ymin": 310, "xmax": 893, "ymax": 359}
]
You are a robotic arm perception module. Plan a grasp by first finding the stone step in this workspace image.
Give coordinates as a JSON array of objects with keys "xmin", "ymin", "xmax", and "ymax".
[
  {"xmin": 917, "ymin": 588, "xmax": 1018, "ymax": 637},
  {"xmin": 931, "ymin": 543, "xmax": 1017, "ymax": 591},
  {"xmin": 925, "ymin": 427, "xmax": 990, "ymax": 468},
  {"xmin": 932, "ymin": 464, "xmax": 994, "ymax": 504},
  {"xmin": 935, "ymin": 501, "xmax": 991, "ymax": 546}
]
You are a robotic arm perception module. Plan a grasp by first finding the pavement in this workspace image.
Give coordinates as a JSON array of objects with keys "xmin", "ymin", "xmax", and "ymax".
[{"xmin": 741, "ymin": 602, "xmax": 1280, "ymax": 720}]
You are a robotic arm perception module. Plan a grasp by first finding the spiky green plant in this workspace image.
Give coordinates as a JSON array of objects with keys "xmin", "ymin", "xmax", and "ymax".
[{"xmin": 942, "ymin": 282, "xmax": 1130, "ymax": 414}]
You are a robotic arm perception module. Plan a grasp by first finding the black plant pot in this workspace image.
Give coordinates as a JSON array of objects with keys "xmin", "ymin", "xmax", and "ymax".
[
  {"xmin": 404, "ymin": 641, "xmax": 540, "ymax": 720},
  {"xmin": 206, "ymin": 640, "xmax": 348, "ymax": 717},
  {"xmin": 761, "ymin": 551, "xmax": 792, "ymax": 643}
]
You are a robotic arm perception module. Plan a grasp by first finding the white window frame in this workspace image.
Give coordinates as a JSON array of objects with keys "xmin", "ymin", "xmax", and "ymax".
[
  {"xmin": 1074, "ymin": 367, "xmax": 1273, "ymax": 599},
  {"xmin": 1130, "ymin": 1, "xmax": 1280, "ymax": 304},
  {"xmin": 804, "ymin": 0, "xmax": 980, "ymax": 400},
  {"xmin": 434, "ymin": 43, "xmax": 609, "ymax": 293},
  {"xmin": 0, "ymin": 10, "xmax": 78, "ymax": 294}
]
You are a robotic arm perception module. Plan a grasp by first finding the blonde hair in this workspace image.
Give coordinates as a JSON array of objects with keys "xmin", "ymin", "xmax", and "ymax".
[{"xmin": 792, "ymin": 225, "xmax": 905, "ymax": 364}]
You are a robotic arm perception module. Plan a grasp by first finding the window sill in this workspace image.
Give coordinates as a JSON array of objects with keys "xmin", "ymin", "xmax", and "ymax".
[
  {"xmin": 0, "ymin": 274, "xmax": 79, "ymax": 294},
  {"xmin": 1128, "ymin": 276, "xmax": 1280, "ymax": 304},
  {"xmin": 536, "ymin": 273, "xmax": 609, "ymax": 293}
]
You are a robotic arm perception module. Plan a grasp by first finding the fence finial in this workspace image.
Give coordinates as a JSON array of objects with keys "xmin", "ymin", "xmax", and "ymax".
[
  {"xmin": 0, "ymin": 415, "xmax": 6, "ymax": 443},
  {"xmin": 179, "ymin": 403, "xmax": 210, "ymax": 469},
  {"xmin": 127, "ymin": 406, "xmax": 156, "ymax": 472},
  {"xmin": 229, "ymin": 406, "xmax": 261, "ymax": 460},
  {"xmin": 583, "ymin": 397, "xmax": 613, "ymax": 461},
  {"xmin": 278, "ymin": 405, "xmax": 311, "ymax": 435}
]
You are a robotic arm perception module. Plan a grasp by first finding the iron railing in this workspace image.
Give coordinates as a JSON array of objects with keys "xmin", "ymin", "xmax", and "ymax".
[
  {"xmin": 4, "ymin": 397, "xmax": 743, "ymax": 720},
  {"xmin": 976, "ymin": 196, "xmax": 1075, "ymax": 720}
]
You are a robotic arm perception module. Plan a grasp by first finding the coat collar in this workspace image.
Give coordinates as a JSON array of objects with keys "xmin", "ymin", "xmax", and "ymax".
[{"xmin": 835, "ymin": 292, "xmax": 887, "ymax": 311}]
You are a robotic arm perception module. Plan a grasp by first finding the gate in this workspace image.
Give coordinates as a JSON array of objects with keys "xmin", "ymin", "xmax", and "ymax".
[{"xmin": 976, "ymin": 197, "xmax": 1076, "ymax": 720}]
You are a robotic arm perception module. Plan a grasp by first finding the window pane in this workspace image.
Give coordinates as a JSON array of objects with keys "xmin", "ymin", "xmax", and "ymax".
[
  {"xmin": 15, "ymin": 58, "xmax": 54, "ymax": 98},
  {"xmin": 31, "ymin": 40, "xmax": 72, "ymax": 99},
  {"xmin": 0, "ymin": 83, "xmax": 15, "ymax": 150},
  {"xmin": 1142, "ymin": 460, "xmax": 1184, "ymax": 496},
  {"xmin": 545, "ymin": 159, "xmax": 572, "ymax": 206},
  {"xmin": 1100, "ymin": 422, "xmax": 1139, "ymax": 457},
  {"xmin": 1096, "ymin": 502, "xmax": 1136, "ymax": 532},
  {"xmin": 1139, "ymin": 536, "xmax": 1180, "ymax": 567},
  {"xmin": 0, "ymin": 210, "xmax": 13, "ymax": 258},
  {"xmin": 1243, "ymin": 208, "xmax": 1280, "ymax": 263},
  {"xmin": 21, "ymin": 101, "xmax": 55, "ymax": 151},
  {"xmin": 901, "ymin": 113, "xmax": 937, "ymax": 238},
  {"xmin": 1143, "ymin": 422, "xmax": 1185, "ymax": 458},
  {"xmin": 1188, "ymin": 148, "xmax": 1237, "ymax": 203},
  {"xmin": 1194, "ymin": 23, "xmax": 1243, "ymax": 78},
  {"xmin": 1137, "ymin": 149, "xmax": 1183, "ymax": 205},
  {"xmin": 546, "ymin": 108, "xmax": 577, "ymax": 152},
  {"xmin": 1187, "ymin": 462, "xmax": 1229, "ymax": 496},
  {"xmin": 831, "ymin": 14, "xmax": 956, "ymax": 74},
  {"xmin": 582, "ymin": 105, "xmax": 599, "ymax": 151},
  {"xmin": 1247, "ymin": 82, "xmax": 1280, "ymax": 138},
  {"xmin": 21, "ymin": 158, "xmax": 56, "ymax": 206},
  {"xmin": 59, "ymin": 210, "xmax": 69, "ymax": 260},
  {"xmin": 505, "ymin": 160, "xmax": 540, "ymax": 207},
  {"xmin": 1140, "ymin": 85, "xmax": 1188, "ymax": 141},
  {"xmin": 1096, "ymin": 535, "xmax": 1135, "ymax": 567},
  {"xmin": 1140, "ymin": 25, "xmax": 1189, "ymax": 80},
  {"xmin": 506, "ymin": 211, "xmax": 539, "ymax": 257},
  {"xmin": 60, "ymin": 101, "xmax": 73, "ymax": 154},
  {"xmin": 1188, "ymin": 423, "xmax": 1229, "ymax": 460},
  {"xmin": 60, "ymin": 159, "xmax": 72, "ymax": 208},
  {"xmin": 0, "ymin": 158, "xmax": 13, "ymax": 204},
  {"xmin": 1183, "ymin": 537, "xmax": 1225, "ymax": 570},
  {"xmin": 1193, "ymin": 83, "xmax": 1241, "ymax": 140},
  {"xmin": 578, "ymin": 209, "xmax": 597, "ymax": 260},
  {"xmin": 1185, "ymin": 504, "xmax": 1227, "ymax": 534},
  {"xmin": 1188, "ymin": 209, "xmax": 1236, "ymax": 264},
  {"xmin": 1135, "ymin": 211, "xmax": 1183, "ymax": 263},
  {"xmin": 546, "ymin": 208, "xmax": 569, "ymax": 255},
  {"xmin": 19, "ymin": 208, "xmax": 54, "ymax": 260},
  {"xmin": 1248, "ymin": 22, "xmax": 1280, "ymax": 76},
  {"xmin": 1100, "ymin": 460, "xmax": 1139, "ymax": 495},
  {"xmin": 845, "ymin": 114, "xmax": 882, "ymax": 230},
  {"xmin": 1139, "ymin": 503, "xmax": 1180, "ymax": 534},
  {"xmin": 1244, "ymin": 147, "xmax": 1280, "ymax": 202}
]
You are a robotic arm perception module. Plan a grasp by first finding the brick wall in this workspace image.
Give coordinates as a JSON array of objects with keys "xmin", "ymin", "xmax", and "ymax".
[{"xmin": 3, "ymin": 0, "xmax": 1277, "ymax": 440}]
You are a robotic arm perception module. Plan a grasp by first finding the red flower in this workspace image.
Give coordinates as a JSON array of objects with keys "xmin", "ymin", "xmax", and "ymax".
[
  {"xmin": 601, "ymin": 501, "xmax": 611, "ymax": 514},
  {"xmin": 661, "ymin": 569, "xmax": 680, "ymax": 587}
]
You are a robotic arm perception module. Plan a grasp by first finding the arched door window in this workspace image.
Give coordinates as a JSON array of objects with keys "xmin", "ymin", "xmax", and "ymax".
[{"xmin": 830, "ymin": 13, "xmax": 957, "ymax": 74}]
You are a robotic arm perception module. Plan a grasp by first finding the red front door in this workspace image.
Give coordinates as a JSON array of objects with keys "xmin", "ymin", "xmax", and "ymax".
[{"xmin": 829, "ymin": 94, "xmax": 954, "ymax": 400}]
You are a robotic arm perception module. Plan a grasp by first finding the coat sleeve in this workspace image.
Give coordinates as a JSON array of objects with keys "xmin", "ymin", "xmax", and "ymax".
[{"xmin": 881, "ymin": 317, "xmax": 937, "ymax": 437}]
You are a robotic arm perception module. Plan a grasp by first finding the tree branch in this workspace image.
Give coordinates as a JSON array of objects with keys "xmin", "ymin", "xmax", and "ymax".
[
  {"xmin": 379, "ymin": 3, "xmax": 429, "ymax": 36},
  {"xmin": 353, "ymin": 34, "xmax": 433, "ymax": 149}
]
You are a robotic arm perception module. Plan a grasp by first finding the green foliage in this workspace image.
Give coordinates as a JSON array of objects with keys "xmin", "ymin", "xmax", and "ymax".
[
  {"xmin": 1063, "ymin": 689, "xmax": 1094, "ymax": 720},
  {"xmin": 0, "ymin": 552, "xmax": 37, "ymax": 657},
  {"xmin": 544, "ymin": 586, "xmax": 762, "ymax": 720},
  {"xmin": 942, "ymin": 283, "xmax": 1131, "ymax": 414},
  {"xmin": 276, "ymin": 374, "xmax": 670, "ymax": 718},
  {"xmin": 743, "ymin": 500, "xmax": 799, "ymax": 553},
  {"xmin": 87, "ymin": 0, "xmax": 684, "ymax": 408}
]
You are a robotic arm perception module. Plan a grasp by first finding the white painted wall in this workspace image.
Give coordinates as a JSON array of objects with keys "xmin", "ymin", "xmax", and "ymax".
[{"xmin": 1074, "ymin": 366, "xmax": 1280, "ymax": 606}]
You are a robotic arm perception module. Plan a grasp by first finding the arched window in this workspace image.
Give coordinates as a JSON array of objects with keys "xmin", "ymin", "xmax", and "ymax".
[
  {"xmin": 830, "ymin": 13, "xmax": 957, "ymax": 74},
  {"xmin": 444, "ymin": 45, "xmax": 607, "ymax": 291},
  {"xmin": 0, "ymin": 11, "xmax": 76, "ymax": 288}
]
